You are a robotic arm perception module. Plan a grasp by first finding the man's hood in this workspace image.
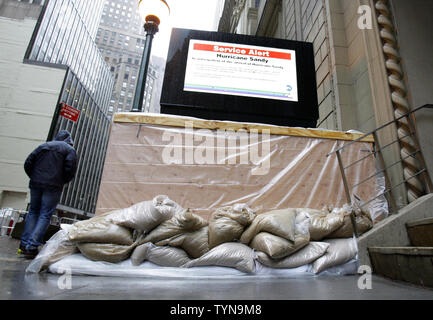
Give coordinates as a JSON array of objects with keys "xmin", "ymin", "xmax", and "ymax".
[{"xmin": 54, "ymin": 130, "xmax": 74, "ymax": 146}]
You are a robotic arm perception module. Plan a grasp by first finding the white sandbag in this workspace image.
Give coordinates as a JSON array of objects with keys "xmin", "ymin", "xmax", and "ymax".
[
  {"xmin": 108, "ymin": 195, "xmax": 181, "ymax": 232},
  {"xmin": 68, "ymin": 214, "xmax": 133, "ymax": 245},
  {"xmin": 257, "ymin": 242, "xmax": 330, "ymax": 269},
  {"xmin": 183, "ymin": 242, "xmax": 256, "ymax": 274},
  {"xmin": 77, "ymin": 242, "xmax": 138, "ymax": 263},
  {"xmin": 240, "ymin": 209, "xmax": 297, "ymax": 245},
  {"xmin": 143, "ymin": 209, "xmax": 208, "ymax": 244},
  {"xmin": 312, "ymin": 238, "xmax": 358, "ymax": 274},
  {"xmin": 26, "ymin": 230, "xmax": 78, "ymax": 273},
  {"xmin": 250, "ymin": 232, "xmax": 309, "ymax": 259},
  {"xmin": 208, "ymin": 204, "xmax": 256, "ymax": 249},
  {"xmin": 155, "ymin": 226, "xmax": 210, "ymax": 258},
  {"xmin": 131, "ymin": 242, "xmax": 192, "ymax": 267}
]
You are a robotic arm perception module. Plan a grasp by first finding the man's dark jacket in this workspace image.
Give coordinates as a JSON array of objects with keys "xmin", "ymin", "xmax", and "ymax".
[{"xmin": 24, "ymin": 130, "xmax": 78, "ymax": 191}]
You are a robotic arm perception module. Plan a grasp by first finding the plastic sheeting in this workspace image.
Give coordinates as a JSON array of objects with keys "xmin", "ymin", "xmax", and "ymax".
[
  {"xmin": 95, "ymin": 120, "xmax": 387, "ymax": 223},
  {"xmin": 31, "ymin": 229, "xmax": 360, "ymax": 278},
  {"xmin": 47, "ymin": 253, "xmax": 359, "ymax": 279},
  {"xmin": 26, "ymin": 228, "xmax": 77, "ymax": 273}
]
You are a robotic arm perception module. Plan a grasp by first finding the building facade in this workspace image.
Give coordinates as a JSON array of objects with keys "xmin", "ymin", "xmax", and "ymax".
[
  {"xmin": 218, "ymin": 0, "xmax": 433, "ymax": 209},
  {"xmin": 0, "ymin": 0, "xmax": 114, "ymax": 217},
  {"xmin": 95, "ymin": 0, "xmax": 165, "ymax": 114}
]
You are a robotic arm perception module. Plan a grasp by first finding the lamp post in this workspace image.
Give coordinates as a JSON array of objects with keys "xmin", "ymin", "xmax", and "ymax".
[{"xmin": 132, "ymin": 0, "xmax": 170, "ymax": 112}]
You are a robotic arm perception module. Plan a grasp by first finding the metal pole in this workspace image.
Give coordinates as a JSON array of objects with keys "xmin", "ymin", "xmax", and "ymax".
[
  {"xmin": 336, "ymin": 148, "xmax": 359, "ymax": 237},
  {"xmin": 372, "ymin": 132, "xmax": 399, "ymax": 214},
  {"xmin": 131, "ymin": 22, "xmax": 158, "ymax": 112}
]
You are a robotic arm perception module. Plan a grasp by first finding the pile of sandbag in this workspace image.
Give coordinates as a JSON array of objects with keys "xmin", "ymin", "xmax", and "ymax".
[
  {"xmin": 245, "ymin": 205, "xmax": 368, "ymax": 273},
  {"xmin": 28, "ymin": 197, "xmax": 372, "ymax": 275},
  {"xmin": 66, "ymin": 195, "xmax": 182, "ymax": 263}
]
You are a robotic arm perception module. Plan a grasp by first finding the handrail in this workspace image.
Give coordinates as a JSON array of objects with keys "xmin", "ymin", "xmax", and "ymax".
[
  {"xmin": 327, "ymin": 104, "xmax": 433, "ymax": 238},
  {"xmin": 327, "ymin": 104, "xmax": 433, "ymax": 157}
]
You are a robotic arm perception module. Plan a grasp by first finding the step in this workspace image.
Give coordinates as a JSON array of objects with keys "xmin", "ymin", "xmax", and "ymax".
[
  {"xmin": 368, "ymin": 247, "xmax": 433, "ymax": 288},
  {"xmin": 406, "ymin": 217, "xmax": 433, "ymax": 246}
]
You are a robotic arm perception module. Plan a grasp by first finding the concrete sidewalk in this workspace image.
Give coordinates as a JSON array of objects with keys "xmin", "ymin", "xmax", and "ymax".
[{"xmin": 1, "ymin": 236, "xmax": 432, "ymax": 300}]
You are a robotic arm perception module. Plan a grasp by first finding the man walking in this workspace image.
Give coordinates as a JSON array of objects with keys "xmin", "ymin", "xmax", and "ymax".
[{"xmin": 19, "ymin": 130, "xmax": 78, "ymax": 259}]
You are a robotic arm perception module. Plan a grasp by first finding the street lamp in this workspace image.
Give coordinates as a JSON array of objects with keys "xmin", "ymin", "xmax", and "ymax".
[{"xmin": 131, "ymin": 0, "xmax": 170, "ymax": 112}]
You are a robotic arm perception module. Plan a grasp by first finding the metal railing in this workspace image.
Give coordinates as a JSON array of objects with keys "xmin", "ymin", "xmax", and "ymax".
[
  {"xmin": 328, "ymin": 104, "xmax": 433, "ymax": 237},
  {"xmin": 0, "ymin": 208, "xmax": 79, "ymax": 238},
  {"xmin": 0, "ymin": 208, "xmax": 27, "ymax": 237}
]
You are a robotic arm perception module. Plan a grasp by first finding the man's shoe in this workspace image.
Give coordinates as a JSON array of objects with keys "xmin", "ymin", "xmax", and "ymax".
[
  {"xmin": 22, "ymin": 248, "xmax": 38, "ymax": 259},
  {"xmin": 17, "ymin": 244, "xmax": 26, "ymax": 256}
]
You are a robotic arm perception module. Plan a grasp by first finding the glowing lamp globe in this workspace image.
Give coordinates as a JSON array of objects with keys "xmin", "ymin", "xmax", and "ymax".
[{"xmin": 138, "ymin": 0, "xmax": 170, "ymax": 26}]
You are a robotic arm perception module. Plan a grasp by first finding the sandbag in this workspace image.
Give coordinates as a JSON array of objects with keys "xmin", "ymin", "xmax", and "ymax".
[
  {"xmin": 208, "ymin": 204, "xmax": 256, "ymax": 248},
  {"xmin": 77, "ymin": 242, "xmax": 138, "ymax": 263},
  {"xmin": 68, "ymin": 214, "xmax": 134, "ymax": 245},
  {"xmin": 43, "ymin": 240, "xmax": 78, "ymax": 269},
  {"xmin": 312, "ymin": 238, "xmax": 358, "ymax": 274},
  {"xmin": 240, "ymin": 209, "xmax": 297, "ymax": 245},
  {"xmin": 108, "ymin": 195, "xmax": 181, "ymax": 232},
  {"xmin": 183, "ymin": 242, "xmax": 256, "ymax": 274},
  {"xmin": 131, "ymin": 242, "xmax": 192, "ymax": 267},
  {"xmin": 327, "ymin": 207, "xmax": 373, "ymax": 238},
  {"xmin": 257, "ymin": 242, "xmax": 330, "ymax": 269},
  {"xmin": 156, "ymin": 226, "xmax": 210, "ymax": 259},
  {"xmin": 250, "ymin": 232, "xmax": 309, "ymax": 259},
  {"xmin": 143, "ymin": 209, "xmax": 208, "ymax": 244},
  {"xmin": 308, "ymin": 211, "xmax": 345, "ymax": 241}
]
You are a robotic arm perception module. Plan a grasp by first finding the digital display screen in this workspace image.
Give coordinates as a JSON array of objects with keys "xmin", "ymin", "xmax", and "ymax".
[{"xmin": 184, "ymin": 40, "xmax": 298, "ymax": 102}]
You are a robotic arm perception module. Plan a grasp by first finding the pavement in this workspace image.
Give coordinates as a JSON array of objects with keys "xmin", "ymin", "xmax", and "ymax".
[{"xmin": 1, "ymin": 236, "xmax": 432, "ymax": 300}]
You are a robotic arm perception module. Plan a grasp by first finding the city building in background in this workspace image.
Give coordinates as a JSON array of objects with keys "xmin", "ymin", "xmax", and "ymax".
[
  {"xmin": 95, "ymin": 0, "xmax": 166, "ymax": 114},
  {"xmin": 0, "ymin": 0, "xmax": 114, "ymax": 217},
  {"xmin": 218, "ymin": 0, "xmax": 433, "ymax": 209}
]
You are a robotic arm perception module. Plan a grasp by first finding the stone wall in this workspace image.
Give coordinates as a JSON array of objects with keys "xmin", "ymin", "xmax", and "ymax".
[{"xmin": 0, "ymin": 5, "xmax": 66, "ymax": 209}]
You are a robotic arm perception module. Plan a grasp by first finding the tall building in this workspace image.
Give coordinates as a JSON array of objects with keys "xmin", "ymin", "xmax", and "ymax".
[
  {"xmin": 218, "ymin": 0, "xmax": 433, "ymax": 209},
  {"xmin": 95, "ymin": 0, "xmax": 165, "ymax": 114},
  {"xmin": 0, "ymin": 0, "xmax": 114, "ymax": 217}
]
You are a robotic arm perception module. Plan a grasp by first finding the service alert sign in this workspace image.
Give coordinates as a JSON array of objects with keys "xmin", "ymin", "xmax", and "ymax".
[{"xmin": 184, "ymin": 40, "xmax": 298, "ymax": 102}]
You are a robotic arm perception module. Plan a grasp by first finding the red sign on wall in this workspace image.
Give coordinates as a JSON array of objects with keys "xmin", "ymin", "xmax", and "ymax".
[{"xmin": 59, "ymin": 103, "xmax": 80, "ymax": 123}]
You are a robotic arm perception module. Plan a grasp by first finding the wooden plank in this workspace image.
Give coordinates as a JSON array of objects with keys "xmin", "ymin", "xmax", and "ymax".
[{"xmin": 113, "ymin": 113, "xmax": 375, "ymax": 143}]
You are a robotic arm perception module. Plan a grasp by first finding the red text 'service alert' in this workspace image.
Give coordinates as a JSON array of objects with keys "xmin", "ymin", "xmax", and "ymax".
[{"xmin": 193, "ymin": 43, "xmax": 291, "ymax": 60}]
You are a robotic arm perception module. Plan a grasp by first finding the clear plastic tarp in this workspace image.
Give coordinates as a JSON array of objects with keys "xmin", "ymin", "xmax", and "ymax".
[
  {"xmin": 96, "ymin": 117, "xmax": 387, "ymax": 223},
  {"xmin": 47, "ymin": 254, "xmax": 359, "ymax": 279}
]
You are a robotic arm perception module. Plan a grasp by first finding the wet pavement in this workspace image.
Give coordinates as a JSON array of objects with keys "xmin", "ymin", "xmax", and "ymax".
[{"xmin": 1, "ymin": 236, "xmax": 432, "ymax": 300}]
